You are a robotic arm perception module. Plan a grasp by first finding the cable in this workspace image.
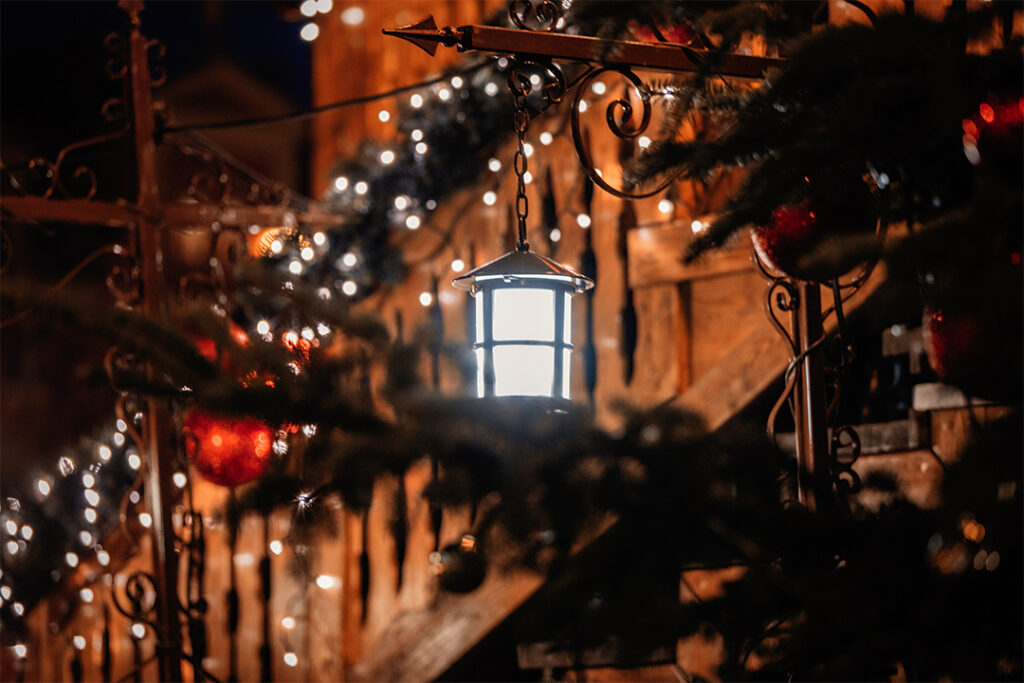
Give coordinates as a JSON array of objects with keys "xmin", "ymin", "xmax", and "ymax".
[{"xmin": 163, "ymin": 62, "xmax": 490, "ymax": 134}]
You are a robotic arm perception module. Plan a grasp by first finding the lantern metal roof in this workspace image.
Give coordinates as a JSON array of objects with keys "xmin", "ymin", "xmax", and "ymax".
[{"xmin": 451, "ymin": 249, "xmax": 594, "ymax": 293}]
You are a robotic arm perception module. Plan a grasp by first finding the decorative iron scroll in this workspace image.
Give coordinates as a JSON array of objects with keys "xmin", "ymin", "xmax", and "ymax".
[
  {"xmin": 570, "ymin": 67, "xmax": 683, "ymax": 199},
  {"xmin": 508, "ymin": 0, "xmax": 563, "ymax": 32}
]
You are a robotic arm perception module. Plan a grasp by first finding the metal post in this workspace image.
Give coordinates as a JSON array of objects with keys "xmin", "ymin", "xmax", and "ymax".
[
  {"xmin": 122, "ymin": 1, "xmax": 183, "ymax": 679},
  {"xmin": 790, "ymin": 281, "xmax": 830, "ymax": 513}
]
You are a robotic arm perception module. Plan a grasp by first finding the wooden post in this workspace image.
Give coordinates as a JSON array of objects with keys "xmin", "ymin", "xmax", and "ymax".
[{"xmin": 122, "ymin": 2, "xmax": 183, "ymax": 680}]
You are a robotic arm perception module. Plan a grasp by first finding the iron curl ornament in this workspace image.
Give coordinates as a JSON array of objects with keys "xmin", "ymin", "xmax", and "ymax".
[{"xmin": 508, "ymin": 0, "xmax": 563, "ymax": 32}]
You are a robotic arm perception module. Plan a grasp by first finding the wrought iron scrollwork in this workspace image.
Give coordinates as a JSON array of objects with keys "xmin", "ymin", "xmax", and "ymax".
[
  {"xmin": 508, "ymin": 0, "xmax": 563, "ymax": 32},
  {"xmin": 570, "ymin": 67, "xmax": 682, "ymax": 199},
  {"xmin": 830, "ymin": 425, "xmax": 862, "ymax": 494}
]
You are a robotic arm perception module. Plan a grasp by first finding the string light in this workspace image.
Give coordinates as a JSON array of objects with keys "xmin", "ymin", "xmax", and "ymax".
[
  {"xmin": 270, "ymin": 239, "xmax": 284, "ymax": 254},
  {"xmin": 13, "ymin": 644, "xmax": 26, "ymax": 658},
  {"xmin": 638, "ymin": 136, "xmax": 652, "ymax": 149},
  {"xmin": 576, "ymin": 213, "xmax": 591, "ymax": 228},
  {"xmin": 317, "ymin": 322, "xmax": 331, "ymax": 336},
  {"xmin": 300, "ymin": 247, "xmax": 315, "ymax": 261},
  {"xmin": 550, "ymin": 228, "xmax": 561, "ymax": 242},
  {"xmin": 483, "ymin": 191, "xmax": 497, "ymax": 206},
  {"xmin": 333, "ymin": 176, "xmax": 348, "ymax": 192},
  {"xmin": 138, "ymin": 513, "xmax": 153, "ymax": 528},
  {"xmin": 523, "ymin": 143, "xmax": 534, "ymax": 157},
  {"xmin": 451, "ymin": 259, "xmax": 465, "ymax": 273},
  {"xmin": 380, "ymin": 150, "xmax": 395, "ymax": 165},
  {"xmin": 342, "ymin": 280, "xmax": 357, "ymax": 296},
  {"xmin": 438, "ymin": 88, "xmax": 451, "ymax": 101},
  {"xmin": 80, "ymin": 588, "xmax": 94, "ymax": 603},
  {"xmin": 301, "ymin": 327, "xmax": 315, "ymax": 341},
  {"xmin": 315, "ymin": 575, "xmax": 336, "ymax": 589},
  {"xmin": 591, "ymin": 81, "xmax": 607, "ymax": 95},
  {"xmin": 283, "ymin": 652, "xmax": 299, "ymax": 667},
  {"xmin": 59, "ymin": 456, "xmax": 75, "ymax": 475},
  {"xmin": 36, "ymin": 479, "xmax": 51, "ymax": 497},
  {"xmin": 405, "ymin": 215, "xmax": 421, "ymax": 230},
  {"xmin": 129, "ymin": 491, "xmax": 140, "ymax": 504},
  {"xmin": 281, "ymin": 616, "xmax": 296, "ymax": 629},
  {"xmin": 415, "ymin": 142, "xmax": 428, "ymax": 154},
  {"xmin": 12, "ymin": 602, "xmax": 24, "ymax": 616},
  {"xmin": 394, "ymin": 195, "xmax": 409, "ymax": 210},
  {"xmin": 410, "ymin": 94, "xmax": 423, "ymax": 108},
  {"xmin": 0, "ymin": 586, "xmax": 10, "ymax": 599},
  {"xmin": 5, "ymin": 541, "xmax": 18, "ymax": 555},
  {"xmin": 97, "ymin": 445, "xmax": 112, "ymax": 462},
  {"xmin": 451, "ymin": 76, "xmax": 464, "ymax": 88},
  {"xmin": 539, "ymin": 132, "xmax": 553, "ymax": 145},
  {"xmin": 578, "ymin": 100, "xmax": 588, "ymax": 112},
  {"xmin": 84, "ymin": 508, "xmax": 97, "ymax": 523},
  {"xmin": 523, "ymin": 171, "xmax": 533, "ymax": 184},
  {"xmin": 256, "ymin": 320, "xmax": 271, "ymax": 336},
  {"xmin": 299, "ymin": 0, "xmax": 317, "ymax": 17},
  {"xmin": 419, "ymin": 292, "xmax": 433, "ymax": 307},
  {"xmin": 172, "ymin": 472, "xmax": 187, "ymax": 488},
  {"xmin": 355, "ymin": 181, "xmax": 368, "ymax": 195},
  {"xmin": 300, "ymin": 23, "xmax": 319, "ymax": 42},
  {"xmin": 410, "ymin": 128, "xmax": 424, "ymax": 141},
  {"xmin": 691, "ymin": 219, "xmax": 705, "ymax": 233},
  {"xmin": 131, "ymin": 623, "xmax": 146, "ymax": 639},
  {"xmin": 65, "ymin": 552, "xmax": 79, "ymax": 568},
  {"xmin": 488, "ymin": 158, "xmax": 501, "ymax": 172},
  {"xmin": 127, "ymin": 453, "xmax": 141, "ymax": 470},
  {"xmin": 485, "ymin": 82, "xmax": 499, "ymax": 97},
  {"xmin": 20, "ymin": 525, "xmax": 32, "ymax": 541},
  {"xmin": 82, "ymin": 472, "xmax": 95, "ymax": 488},
  {"xmin": 112, "ymin": 433, "xmax": 125, "ymax": 447},
  {"xmin": 377, "ymin": 109, "xmax": 390, "ymax": 122},
  {"xmin": 96, "ymin": 550, "xmax": 110, "ymax": 566},
  {"xmin": 73, "ymin": 636, "xmax": 86, "ymax": 651},
  {"xmin": 79, "ymin": 531, "xmax": 93, "ymax": 546},
  {"xmin": 658, "ymin": 199, "xmax": 673, "ymax": 213},
  {"xmin": 3, "ymin": 520, "xmax": 15, "ymax": 535},
  {"xmin": 313, "ymin": 232, "xmax": 327, "ymax": 246},
  {"xmin": 269, "ymin": 540, "xmax": 284, "ymax": 555},
  {"xmin": 341, "ymin": 252, "xmax": 358, "ymax": 267}
]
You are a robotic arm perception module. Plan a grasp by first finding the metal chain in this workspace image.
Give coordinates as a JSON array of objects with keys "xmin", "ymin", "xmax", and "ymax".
[{"xmin": 508, "ymin": 68, "xmax": 531, "ymax": 251}]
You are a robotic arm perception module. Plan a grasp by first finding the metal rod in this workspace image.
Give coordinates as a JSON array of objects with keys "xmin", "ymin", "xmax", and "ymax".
[
  {"xmin": 791, "ymin": 282, "xmax": 830, "ymax": 513},
  {"xmin": 122, "ymin": 1, "xmax": 183, "ymax": 679}
]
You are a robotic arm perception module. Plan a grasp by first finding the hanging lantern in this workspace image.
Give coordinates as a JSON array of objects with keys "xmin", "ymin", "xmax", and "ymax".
[{"xmin": 453, "ymin": 249, "xmax": 593, "ymax": 400}]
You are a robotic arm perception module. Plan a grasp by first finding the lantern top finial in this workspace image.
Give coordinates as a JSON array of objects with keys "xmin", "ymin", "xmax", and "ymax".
[{"xmin": 451, "ymin": 248, "xmax": 594, "ymax": 293}]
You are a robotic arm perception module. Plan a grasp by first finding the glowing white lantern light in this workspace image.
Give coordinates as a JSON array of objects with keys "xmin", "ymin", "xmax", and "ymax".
[{"xmin": 453, "ymin": 250, "xmax": 593, "ymax": 400}]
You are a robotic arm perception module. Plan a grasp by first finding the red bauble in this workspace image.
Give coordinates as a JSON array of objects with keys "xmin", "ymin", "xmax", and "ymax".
[
  {"xmin": 183, "ymin": 408, "xmax": 274, "ymax": 487},
  {"xmin": 926, "ymin": 304, "xmax": 1022, "ymax": 403},
  {"xmin": 751, "ymin": 202, "xmax": 823, "ymax": 280},
  {"xmin": 190, "ymin": 322, "xmax": 250, "ymax": 373}
]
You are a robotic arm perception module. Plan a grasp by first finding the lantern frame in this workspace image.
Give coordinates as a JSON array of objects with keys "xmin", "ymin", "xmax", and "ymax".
[{"xmin": 453, "ymin": 248, "xmax": 594, "ymax": 400}]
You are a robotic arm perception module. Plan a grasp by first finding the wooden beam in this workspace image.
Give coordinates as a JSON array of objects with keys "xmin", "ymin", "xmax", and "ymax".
[
  {"xmin": 627, "ymin": 223, "xmax": 753, "ymax": 288},
  {"xmin": 0, "ymin": 196, "xmax": 140, "ymax": 227},
  {"xmin": 162, "ymin": 202, "xmax": 342, "ymax": 230},
  {"xmin": 675, "ymin": 266, "xmax": 886, "ymax": 431}
]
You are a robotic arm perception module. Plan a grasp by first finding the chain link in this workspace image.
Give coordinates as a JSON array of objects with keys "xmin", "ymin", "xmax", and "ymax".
[{"xmin": 508, "ymin": 69, "xmax": 531, "ymax": 251}]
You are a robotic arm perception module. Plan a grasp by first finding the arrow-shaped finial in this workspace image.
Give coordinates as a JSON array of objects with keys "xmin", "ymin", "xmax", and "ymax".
[{"xmin": 382, "ymin": 15, "xmax": 455, "ymax": 57}]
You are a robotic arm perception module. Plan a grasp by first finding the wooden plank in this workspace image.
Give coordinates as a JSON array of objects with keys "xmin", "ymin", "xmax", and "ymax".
[
  {"xmin": 851, "ymin": 449, "xmax": 943, "ymax": 512},
  {"xmin": 628, "ymin": 223, "xmax": 753, "ymax": 288},
  {"xmin": 675, "ymin": 266, "xmax": 886, "ymax": 431}
]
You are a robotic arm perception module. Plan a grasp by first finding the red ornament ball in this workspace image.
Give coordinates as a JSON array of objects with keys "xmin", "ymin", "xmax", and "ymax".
[
  {"xmin": 190, "ymin": 322, "xmax": 250, "ymax": 375},
  {"xmin": 752, "ymin": 202, "xmax": 822, "ymax": 280},
  {"xmin": 183, "ymin": 408, "xmax": 274, "ymax": 487}
]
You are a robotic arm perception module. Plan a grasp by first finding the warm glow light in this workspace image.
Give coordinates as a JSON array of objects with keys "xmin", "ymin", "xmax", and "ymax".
[
  {"xmin": 591, "ymin": 81, "xmax": 607, "ymax": 95},
  {"xmin": 578, "ymin": 100, "xmax": 588, "ymax": 112},
  {"xmin": 281, "ymin": 616, "xmax": 296, "ymax": 630},
  {"xmin": 96, "ymin": 550, "xmax": 110, "ymax": 566},
  {"xmin": 73, "ymin": 636, "xmax": 86, "ymax": 651},
  {"xmin": 419, "ymin": 292, "xmax": 433, "ymax": 307},
  {"xmin": 523, "ymin": 171, "xmax": 533, "ymax": 184},
  {"xmin": 333, "ymin": 176, "xmax": 348, "ymax": 192},
  {"xmin": 131, "ymin": 623, "xmax": 146, "ymax": 639},
  {"xmin": 438, "ymin": 88, "xmax": 451, "ymax": 101},
  {"xmin": 394, "ymin": 195, "xmax": 409, "ymax": 210},
  {"xmin": 256, "ymin": 320, "xmax": 271, "ymax": 335},
  {"xmin": 691, "ymin": 219, "xmax": 704, "ymax": 233},
  {"xmin": 13, "ymin": 644, "xmax": 26, "ymax": 658},
  {"xmin": 340, "ymin": 6, "xmax": 364, "ymax": 25},
  {"xmin": 84, "ymin": 489, "xmax": 100, "ymax": 507},
  {"xmin": 315, "ymin": 0, "xmax": 332, "ymax": 13},
  {"xmin": 315, "ymin": 575, "xmax": 336, "ymax": 589},
  {"xmin": 270, "ymin": 240, "xmax": 283, "ymax": 254},
  {"xmin": 341, "ymin": 252, "xmax": 357, "ymax": 267},
  {"xmin": 488, "ymin": 158, "xmax": 501, "ymax": 172},
  {"xmin": 451, "ymin": 259, "xmax": 465, "ymax": 272},
  {"xmin": 97, "ymin": 445, "xmax": 112, "ymax": 462},
  {"xmin": 79, "ymin": 531, "xmax": 93, "ymax": 546},
  {"xmin": 342, "ymin": 280, "xmax": 358, "ymax": 296},
  {"xmin": 20, "ymin": 526, "xmax": 32, "ymax": 541},
  {"xmin": 380, "ymin": 150, "xmax": 395, "ymax": 165},
  {"xmin": 82, "ymin": 472, "xmax": 95, "ymax": 488},
  {"xmin": 84, "ymin": 508, "xmax": 97, "ymax": 523},
  {"xmin": 138, "ymin": 513, "xmax": 153, "ymax": 528},
  {"xmin": 539, "ymin": 132, "xmax": 553, "ymax": 146},
  {"xmin": 3, "ymin": 520, "xmax": 15, "ymax": 535},
  {"xmin": 284, "ymin": 652, "xmax": 299, "ymax": 667},
  {"xmin": 658, "ymin": 199, "xmax": 673, "ymax": 214},
  {"xmin": 483, "ymin": 191, "xmax": 497, "ymax": 206},
  {"xmin": 112, "ymin": 433, "xmax": 125, "ymax": 447},
  {"xmin": 638, "ymin": 136, "xmax": 652, "ymax": 149},
  {"xmin": 300, "ymin": 247, "xmax": 315, "ymax": 261},
  {"xmin": 37, "ymin": 479, "xmax": 51, "ymax": 497},
  {"xmin": 80, "ymin": 588, "xmax": 94, "ymax": 603},
  {"xmin": 5, "ymin": 541, "xmax": 18, "ymax": 555},
  {"xmin": 576, "ymin": 213, "xmax": 591, "ymax": 228},
  {"xmin": 523, "ymin": 143, "xmax": 534, "ymax": 158},
  {"xmin": 65, "ymin": 552, "xmax": 79, "ymax": 568},
  {"xmin": 550, "ymin": 228, "xmax": 561, "ymax": 242},
  {"xmin": 1, "ymin": 586, "xmax": 11, "ymax": 600},
  {"xmin": 411, "ymin": 128, "xmax": 423, "ymax": 141},
  {"xmin": 377, "ymin": 109, "xmax": 390, "ymax": 122},
  {"xmin": 289, "ymin": 260, "xmax": 303, "ymax": 275},
  {"xmin": 300, "ymin": 22, "xmax": 319, "ymax": 42},
  {"xmin": 451, "ymin": 76, "xmax": 463, "ymax": 88},
  {"xmin": 415, "ymin": 142, "xmax": 428, "ymax": 154},
  {"xmin": 172, "ymin": 472, "xmax": 187, "ymax": 488},
  {"xmin": 405, "ymin": 215, "xmax": 421, "ymax": 230},
  {"xmin": 410, "ymin": 94, "xmax": 423, "ymax": 108},
  {"xmin": 313, "ymin": 232, "xmax": 327, "ymax": 246},
  {"xmin": 269, "ymin": 540, "xmax": 284, "ymax": 555},
  {"xmin": 485, "ymin": 82, "xmax": 499, "ymax": 97},
  {"xmin": 354, "ymin": 181, "xmax": 368, "ymax": 195}
]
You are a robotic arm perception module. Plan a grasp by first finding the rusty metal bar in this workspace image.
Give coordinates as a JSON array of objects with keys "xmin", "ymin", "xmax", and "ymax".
[
  {"xmin": 121, "ymin": 1, "xmax": 183, "ymax": 679},
  {"xmin": 791, "ymin": 282, "xmax": 830, "ymax": 513},
  {"xmin": 384, "ymin": 19, "xmax": 785, "ymax": 78}
]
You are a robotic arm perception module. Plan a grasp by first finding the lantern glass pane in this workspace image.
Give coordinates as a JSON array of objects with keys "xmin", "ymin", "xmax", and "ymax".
[
  {"xmin": 492, "ymin": 288, "xmax": 554, "ymax": 342},
  {"xmin": 475, "ymin": 347, "xmax": 486, "ymax": 398},
  {"xmin": 493, "ymin": 345, "xmax": 554, "ymax": 397},
  {"xmin": 562, "ymin": 349, "xmax": 571, "ymax": 399},
  {"xmin": 475, "ymin": 294, "xmax": 485, "ymax": 344},
  {"xmin": 563, "ymin": 292, "xmax": 572, "ymax": 344}
]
